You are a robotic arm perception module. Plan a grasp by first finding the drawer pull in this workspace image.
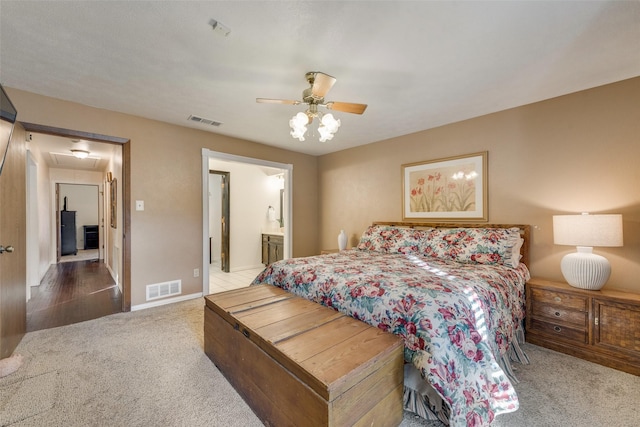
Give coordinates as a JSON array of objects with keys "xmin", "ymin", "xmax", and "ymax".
[
  {"xmin": 234, "ymin": 323, "xmax": 239, "ymax": 330},
  {"xmin": 554, "ymin": 311, "xmax": 561, "ymax": 317},
  {"xmin": 242, "ymin": 329, "xmax": 250, "ymax": 338},
  {"xmin": 554, "ymin": 296, "xmax": 561, "ymax": 303},
  {"xmin": 553, "ymin": 326, "xmax": 562, "ymax": 333}
]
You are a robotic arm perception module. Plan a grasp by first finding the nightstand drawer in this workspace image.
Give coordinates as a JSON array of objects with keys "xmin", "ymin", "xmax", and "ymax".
[
  {"xmin": 530, "ymin": 288, "xmax": 588, "ymax": 311},
  {"xmin": 530, "ymin": 301, "xmax": 587, "ymax": 328},
  {"xmin": 529, "ymin": 318, "xmax": 588, "ymax": 344}
]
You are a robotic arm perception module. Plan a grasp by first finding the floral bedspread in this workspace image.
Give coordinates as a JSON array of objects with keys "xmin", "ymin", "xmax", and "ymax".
[{"xmin": 252, "ymin": 250, "xmax": 530, "ymax": 427}]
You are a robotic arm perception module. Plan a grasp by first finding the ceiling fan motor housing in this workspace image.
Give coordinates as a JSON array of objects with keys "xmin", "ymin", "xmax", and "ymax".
[{"xmin": 302, "ymin": 87, "xmax": 323, "ymax": 104}]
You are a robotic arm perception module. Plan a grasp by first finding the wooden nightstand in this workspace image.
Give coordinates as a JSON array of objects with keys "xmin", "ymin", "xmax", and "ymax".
[{"xmin": 526, "ymin": 278, "xmax": 640, "ymax": 376}]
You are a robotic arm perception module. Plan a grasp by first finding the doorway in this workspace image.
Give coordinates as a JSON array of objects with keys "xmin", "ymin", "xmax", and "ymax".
[
  {"xmin": 201, "ymin": 149, "xmax": 292, "ymax": 296},
  {"xmin": 57, "ymin": 183, "xmax": 100, "ymax": 263},
  {"xmin": 22, "ymin": 122, "xmax": 131, "ymax": 312}
]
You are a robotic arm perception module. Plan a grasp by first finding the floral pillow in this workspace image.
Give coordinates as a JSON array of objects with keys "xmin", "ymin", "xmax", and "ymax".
[
  {"xmin": 357, "ymin": 225, "xmax": 432, "ymax": 255},
  {"xmin": 423, "ymin": 227, "xmax": 523, "ymax": 267}
]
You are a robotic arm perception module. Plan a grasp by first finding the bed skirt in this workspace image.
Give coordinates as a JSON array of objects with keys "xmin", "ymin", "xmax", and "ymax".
[{"xmin": 402, "ymin": 328, "xmax": 529, "ymax": 425}]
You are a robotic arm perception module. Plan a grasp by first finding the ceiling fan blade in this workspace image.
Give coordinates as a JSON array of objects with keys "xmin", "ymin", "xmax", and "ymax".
[
  {"xmin": 256, "ymin": 98, "xmax": 300, "ymax": 105},
  {"xmin": 311, "ymin": 72, "xmax": 336, "ymax": 98},
  {"xmin": 326, "ymin": 101, "xmax": 368, "ymax": 115}
]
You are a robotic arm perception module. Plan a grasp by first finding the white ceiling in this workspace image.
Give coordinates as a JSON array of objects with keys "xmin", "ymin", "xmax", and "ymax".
[
  {"xmin": 1, "ymin": 1, "xmax": 639, "ymax": 157},
  {"xmin": 30, "ymin": 133, "xmax": 117, "ymax": 171}
]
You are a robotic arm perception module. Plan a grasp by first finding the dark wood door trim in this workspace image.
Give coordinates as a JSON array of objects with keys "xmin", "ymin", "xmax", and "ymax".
[
  {"xmin": 21, "ymin": 122, "xmax": 132, "ymax": 312},
  {"xmin": 21, "ymin": 122, "xmax": 129, "ymax": 144},
  {"xmin": 210, "ymin": 170, "xmax": 230, "ymax": 273}
]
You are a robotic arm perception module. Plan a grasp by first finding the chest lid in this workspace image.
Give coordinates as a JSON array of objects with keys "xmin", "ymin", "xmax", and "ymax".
[{"xmin": 205, "ymin": 284, "xmax": 403, "ymax": 400}]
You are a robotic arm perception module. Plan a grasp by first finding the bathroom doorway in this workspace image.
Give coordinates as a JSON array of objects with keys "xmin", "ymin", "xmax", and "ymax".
[{"xmin": 201, "ymin": 149, "xmax": 292, "ymax": 296}]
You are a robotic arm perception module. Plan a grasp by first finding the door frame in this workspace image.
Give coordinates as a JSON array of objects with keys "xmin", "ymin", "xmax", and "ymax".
[
  {"xmin": 22, "ymin": 122, "xmax": 132, "ymax": 311},
  {"xmin": 26, "ymin": 150, "xmax": 39, "ymax": 300},
  {"xmin": 201, "ymin": 148, "xmax": 292, "ymax": 295},
  {"xmin": 56, "ymin": 183, "xmax": 101, "ymax": 260},
  {"xmin": 209, "ymin": 170, "xmax": 230, "ymax": 272}
]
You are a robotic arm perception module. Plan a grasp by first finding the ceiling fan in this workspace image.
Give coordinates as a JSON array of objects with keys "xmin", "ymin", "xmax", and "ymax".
[
  {"xmin": 256, "ymin": 72, "xmax": 367, "ymax": 142},
  {"xmin": 256, "ymin": 71, "xmax": 367, "ymax": 115}
]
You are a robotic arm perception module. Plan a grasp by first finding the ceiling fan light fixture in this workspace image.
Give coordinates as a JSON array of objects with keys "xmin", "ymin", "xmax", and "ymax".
[
  {"xmin": 318, "ymin": 125, "xmax": 333, "ymax": 142},
  {"xmin": 289, "ymin": 112, "xmax": 308, "ymax": 141},
  {"xmin": 318, "ymin": 113, "xmax": 341, "ymax": 142},
  {"xmin": 260, "ymin": 71, "xmax": 363, "ymax": 143},
  {"xmin": 321, "ymin": 113, "xmax": 340, "ymax": 132},
  {"xmin": 70, "ymin": 149, "xmax": 90, "ymax": 159}
]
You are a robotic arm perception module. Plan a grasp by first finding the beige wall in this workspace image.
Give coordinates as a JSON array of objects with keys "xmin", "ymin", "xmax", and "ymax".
[
  {"xmin": 7, "ymin": 77, "xmax": 639, "ymax": 306},
  {"xmin": 318, "ymin": 77, "xmax": 640, "ymax": 293},
  {"xmin": 24, "ymin": 143, "xmax": 52, "ymax": 285},
  {"xmin": 6, "ymin": 88, "xmax": 319, "ymax": 306}
]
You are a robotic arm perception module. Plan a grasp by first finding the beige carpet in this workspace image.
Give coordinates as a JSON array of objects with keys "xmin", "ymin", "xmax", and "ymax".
[{"xmin": 1, "ymin": 298, "xmax": 638, "ymax": 426}]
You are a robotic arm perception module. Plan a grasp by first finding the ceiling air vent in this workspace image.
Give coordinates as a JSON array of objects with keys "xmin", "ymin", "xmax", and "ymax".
[{"xmin": 188, "ymin": 115, "xmax": 222, "ymax": 127}]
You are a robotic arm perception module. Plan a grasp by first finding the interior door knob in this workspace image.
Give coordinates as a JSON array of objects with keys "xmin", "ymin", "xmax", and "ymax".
[{"xmin": 0, "ymin": 245, "xmax": 14, "ymax": 254}]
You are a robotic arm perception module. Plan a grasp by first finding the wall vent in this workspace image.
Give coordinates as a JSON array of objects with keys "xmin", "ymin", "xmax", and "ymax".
[
  {"xmin": 188, "ymin": 115, "xmax": 222, "ymax": 127},
  {"xmin": 146, "ymin": 280, "xmax": 182, "ymax": 301}
]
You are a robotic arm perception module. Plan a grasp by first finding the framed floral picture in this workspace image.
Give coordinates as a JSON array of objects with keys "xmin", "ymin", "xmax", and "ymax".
[{"xmin": 402, "ymin": 151, "xmax": 488, "ymax": 221}]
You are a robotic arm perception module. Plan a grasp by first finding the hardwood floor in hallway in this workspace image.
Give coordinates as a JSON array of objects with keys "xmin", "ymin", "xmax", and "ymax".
[{"xmin": 27, "ymin": 259, "xmax": 122, "ymax": 332}]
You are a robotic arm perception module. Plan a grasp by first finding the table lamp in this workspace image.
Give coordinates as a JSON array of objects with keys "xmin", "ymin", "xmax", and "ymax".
[{"xmin": 552, "ymin": 213, "xmax": 623, "ymax": 290}]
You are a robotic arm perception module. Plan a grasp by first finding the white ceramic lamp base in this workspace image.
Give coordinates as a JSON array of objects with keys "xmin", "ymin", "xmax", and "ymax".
[{"xmin": 560, "ymin": 246, "xmax": 611, "ymax": 290}]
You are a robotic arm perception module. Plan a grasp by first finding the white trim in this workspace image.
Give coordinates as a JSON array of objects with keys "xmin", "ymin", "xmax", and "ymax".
[
  {"xmin": 201, "ymin": 148, "xmax": 293, "ymax": 296},
  {"xmin": 26, "ymin": 150, "xmax": 39, "ymax": 301},
  {"xmin": 49, "ymin": 171, "xmax": 104, "ymax": 265},
  {"xmin": 131, "ymin": 292, "xmax": 203, "ymax": 312},
  {"xmin": 201, "ymin": 150, "xmax": 210, "ymax": 295},
  {"xmin": 202, "ymin": 149, "xmax": 291, "ymax": 170}
]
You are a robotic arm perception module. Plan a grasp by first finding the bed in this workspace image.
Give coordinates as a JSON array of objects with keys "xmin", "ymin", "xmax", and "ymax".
[{"xmin": 252, "ymin": 222, "xmax": 531, "ymax": 427}]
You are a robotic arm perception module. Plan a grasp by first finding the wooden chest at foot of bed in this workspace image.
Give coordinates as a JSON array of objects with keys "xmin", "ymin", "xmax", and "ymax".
[{"xmin": 204, "ymin": 284, "xmax": 404, "ymax": 427}]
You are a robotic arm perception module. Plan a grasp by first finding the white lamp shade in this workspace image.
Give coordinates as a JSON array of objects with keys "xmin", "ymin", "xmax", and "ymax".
[
  {"xmin": 553, "ymin": 213, "xmax": 623, "ymax": 290},
  {"xmin": 553, "ymin": 214, "xmax": 623, "ymax": 247}
]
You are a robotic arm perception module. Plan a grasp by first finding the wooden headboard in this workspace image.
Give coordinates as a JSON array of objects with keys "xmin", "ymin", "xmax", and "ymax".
[{"xmin": 373, "ymin": 221, "xmax": 531, "ymax": 267}]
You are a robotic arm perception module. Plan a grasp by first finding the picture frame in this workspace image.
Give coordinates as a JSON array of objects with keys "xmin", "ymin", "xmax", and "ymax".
[
  {"xmin": 110, "ymin": 178, "xmax": 117, "ymax": 228},
  {"xmin": 402, "ymin": 151, "xmax": 488, "ymax": 221}
]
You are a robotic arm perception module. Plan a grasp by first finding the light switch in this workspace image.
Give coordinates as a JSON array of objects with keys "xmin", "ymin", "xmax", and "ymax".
[{"xmin": 136, "ymin": 200, "xmax": 144, "ymax": 211}]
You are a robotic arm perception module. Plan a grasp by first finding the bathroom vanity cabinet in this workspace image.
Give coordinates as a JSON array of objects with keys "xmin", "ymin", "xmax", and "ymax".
[{"xmin": 262, "ymin": 233, "xmax": 283, "ymax": 265}]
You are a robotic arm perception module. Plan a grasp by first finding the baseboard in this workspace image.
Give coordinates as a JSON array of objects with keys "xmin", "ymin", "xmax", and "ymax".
[{"xmin": 131, "ymin": 292, "xmax": 203, "ymax": 312}]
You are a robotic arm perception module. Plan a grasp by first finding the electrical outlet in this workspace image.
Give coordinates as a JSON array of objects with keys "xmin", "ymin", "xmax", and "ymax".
[
  {"xmin": 135, "ymin": 200, "xmax": 144, "ymax": 211},
  {"xmin": 193, "ymin": 268, "xmax": 199, "ymax": 278}
]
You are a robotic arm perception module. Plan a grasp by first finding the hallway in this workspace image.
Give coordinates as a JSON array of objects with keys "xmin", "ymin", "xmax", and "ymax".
[{"xmin": 27, "ymin": 257, "xmax": 122, "ymax": 332}]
